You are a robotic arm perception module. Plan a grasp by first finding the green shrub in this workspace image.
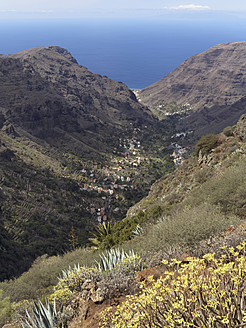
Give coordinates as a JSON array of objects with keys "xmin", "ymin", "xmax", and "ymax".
[
  {"xmin": 89, "ymin": 222, "xmax": 115, "ymax": 250},
  {"xmin": 88, "ymin": 212, "xmax": 151, "ymax": 251},
  {"xmin": 56, "ymin": 266, "xmax": 101, "ymax": 293},
  {"xmin": 223, "ymin": 125, "xmax": 235, "ymax": 137},
  {"xmin": 50, "ymin": 249, "xmax": 143, "ymax": 306},
  {"xmin": 109, "ymin": 209, "xmax": 156, "ymax": 247},
  {"xmin": 100, "ymin": 254, "xmax": 143, "ymax": 299},
  {"xmin": 194, "ymin": 166, "xmax": 213, "ymax": 183},
  {"xmin": 193, "ymin": 158, "xmax": 246, "ymax": 216},
  {"xmin": 194, "ymin": 227, "xmax": 246, "ymax": 259},
  {"xmin": 124, "ymin": 203, "xmax": 240, "ymax": 260},
  {"xmin": 196, "ymin": 133, "xmax": 219, "ymax": 156},
  {"xmin": 0, "ymin": 289, "xmax": 13, "ymax": 327},
  {"xmin": 0, "ymin": 248, "xmax": 99, "ymax": 303},
  {"xmin": 47, "ymin": 287, "xmax": 73, "ymax": 307}
]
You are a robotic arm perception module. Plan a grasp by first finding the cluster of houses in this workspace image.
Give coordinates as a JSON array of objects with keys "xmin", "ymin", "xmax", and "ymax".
[
  {"xmin": 89, "ymin": 205, "xmax": 108, "ymax": 223},
  {"xmin": 75, "ymin": 133, "xmax": 146, "ymax": 223},
  {"xmin": 81, "ymin": 180, "xmax": 137, "ymax": 195},
  {"xmin": 156, "ymin": 103, "xmax": 193, "ymax": 117},
  {"xmin": 170, "ymin": 129, "xmax": 194, "ymax": 166},
  {"xmin": 88, "ymin": 201, "xmax": 123, "ymax": 223},
  {"xmin": 171, "ymin": 144, "xmax": 186, "ymax": 166},
  {"xmin": 170, "ymin": 142, "xmax": 191, "ymax": 166},
  {"xmin": 111, "ymin": 135, "xmax": 143, "ymax": 174},
  {"xmin": 171, "ymin": 130, "xmax": 193, "ymax": 140},
  {"xmin": 113, "ymin": 135, "xmax": 141, "ymax": 160}
]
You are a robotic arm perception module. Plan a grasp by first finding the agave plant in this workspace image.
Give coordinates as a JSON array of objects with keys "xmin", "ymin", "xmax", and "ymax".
[
  {"xmin": 58, "ymin": 263, "xmax": 81, "ymax": 282},
  {"xmin": 96, "ymin": 248, "xmax": 136, "ymax": 272},
  {"xmin": 132, "ymin": 224, "xmax": 143, "ymax": 236},
  {"xmin": 21, "ymin": 298, "xmax": 59, "ymax": 328}
]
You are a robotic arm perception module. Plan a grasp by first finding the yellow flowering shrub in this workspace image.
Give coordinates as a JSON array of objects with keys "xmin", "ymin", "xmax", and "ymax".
[
  {"xmin": 47, "ymin": 286, "xmax": 73, "ymax": 305},
  {"xmin": 100, "ymin": 243, "xmax": 246, "ymax": 328}
]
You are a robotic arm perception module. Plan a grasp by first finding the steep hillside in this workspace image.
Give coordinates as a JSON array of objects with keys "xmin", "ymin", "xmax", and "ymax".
[
  {"xmin": 140, "ymin": 42, "xmax": 246, "ymax": 110},
  {"xmin": 139, "ymin": 42, "xmax": 246, "ymax": 142},
  {"xmin": 0, "ymin": 46, "xmax": 154, "ymax": 157},
  {"xmin": 0, "ymin": 47, "xmax": 175, "ymax": 281},
  {"xmin": 2, "ymin": 116, "xmax": 246, "ymax": 328},
  {"xmin": 127, "ymin": 115, "xmax": 246, "ymax": 231},
  {"xmin": 177, "ymin": 95, "xmax": 246, "ymax": 143},
  {"xmin": 0, "ymin": 135, "xmax": 92, "ymax": 280}
]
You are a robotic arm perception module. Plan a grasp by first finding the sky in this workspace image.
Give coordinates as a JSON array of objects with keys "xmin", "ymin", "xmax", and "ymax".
[{"xmin": 1, "ymin": 0, "xmax": 246, "ymax": 20}]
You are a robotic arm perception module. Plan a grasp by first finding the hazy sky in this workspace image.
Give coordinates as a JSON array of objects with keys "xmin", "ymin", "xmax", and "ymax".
[{"xmin": 1, "ymin": 0, "xmax": 246, "ymax": 19}]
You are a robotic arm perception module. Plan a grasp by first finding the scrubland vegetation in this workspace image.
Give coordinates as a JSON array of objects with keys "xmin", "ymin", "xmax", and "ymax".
[
  {"xmin": 101, "ymin": 244, "xmax": 246, "ymax": 328},
  {"xmin": 1, "ymin": 121, "xmax": 246, "ymax": 327},
  {"xmin": 0, "ymin": 117, "xmax": 175, "ymax": 281}
]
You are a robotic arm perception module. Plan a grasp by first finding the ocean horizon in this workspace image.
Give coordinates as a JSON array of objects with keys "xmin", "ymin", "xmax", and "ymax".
[{"xmin": 1, "ymin": 18, "xmax": 246, "ymax": 89}]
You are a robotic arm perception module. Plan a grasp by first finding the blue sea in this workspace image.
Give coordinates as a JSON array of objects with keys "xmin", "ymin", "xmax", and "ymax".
[{"xmin": 1, "ymin": 18, "xmax": 246, "ymax": 89}]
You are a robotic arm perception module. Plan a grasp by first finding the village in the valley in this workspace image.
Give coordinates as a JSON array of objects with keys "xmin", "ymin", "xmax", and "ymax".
[
  {"xmin": 76, "ymin": 129, "xmax": 193, "ymax": 224},
  {"xmin": 170, "ymin": 131, "xmax": 193, "ymax": 166},
  {"xmin": 133, "ymin": 89, "xmax": 193, "ymax": 167},
  {"xmin": 68, "ymin": 92, "xmax": 195, "ymax": 225},
  {"xmin": 69, "ymin": 127, "xmax": 150, "ymax": 224}
]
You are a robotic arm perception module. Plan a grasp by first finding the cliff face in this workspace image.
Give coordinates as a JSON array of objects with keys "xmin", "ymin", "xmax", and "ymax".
[
  {"xmin": 140, "ymin": 42, "xmax": 246, "ymax": 111},
  {"xmin": 178, "ymin": 96, "xmax": 246, "ymax": 141},
  {"xmin": 139, "ymin": 42, "xmax": 246, "ymax": 142},
  {"xmin": 0, "ymin": 46, "xmax": 154, "ymax": 156}
]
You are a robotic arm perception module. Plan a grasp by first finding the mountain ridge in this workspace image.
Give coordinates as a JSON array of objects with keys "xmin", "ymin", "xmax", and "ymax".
[
  {"xmin": 139, "ymin": 41, "xmax": 246, "ymax": 143},
  {"xmin": 0, "ymin": 46, "xmax": 155, "ymax": 157},
  {"xmin": 140, "ymin": 41, "xmax": 246, "ymax": 110}
]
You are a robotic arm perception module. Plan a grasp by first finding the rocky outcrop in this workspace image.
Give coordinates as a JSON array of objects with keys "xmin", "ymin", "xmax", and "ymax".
[{"xmin": 66, "ymin": 280, "xmax": 105, "ymax": 327}]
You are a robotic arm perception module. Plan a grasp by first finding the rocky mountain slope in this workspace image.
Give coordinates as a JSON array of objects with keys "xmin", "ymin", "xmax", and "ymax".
[
  {"xmin": 127, "ymin": 114, "xmax": 246, "ymax": 230},
  {"xmin": 139, "ymin": 42, "xmax": 246, "ymax": 141},
  {"xmin": 0, "ymin": 47, "xmax": 175, "ymax": 281},
  {"xmin": 177, "ymin": 95, "xmax": 246, "ymax": 143},
  {"xmin": 0, "ymin": 46, "xmax": 154, "ymax": 157},
  {"xmin": 2, "ymin": 115, "xmax": 246, "ymax": 328},
  {"xmin": 140, "ymin": 42, "xmax": 246, "ymax": 110}
]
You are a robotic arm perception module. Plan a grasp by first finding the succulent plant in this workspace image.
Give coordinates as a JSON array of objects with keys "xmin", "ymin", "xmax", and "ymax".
[
  {"xmin": 132, "ymin": 224, "xmax": 143, "ymax": 236},
  {"xmin": 21, "ymin": 298, "xmax": 59, "ymax": 328},
  {"xmin": 58, "ymin": 264, "xmax": 80, "ymax": 281},
  {"xmin": 96, "ymin": 248, "xmax": 136, "ymax": 272}
]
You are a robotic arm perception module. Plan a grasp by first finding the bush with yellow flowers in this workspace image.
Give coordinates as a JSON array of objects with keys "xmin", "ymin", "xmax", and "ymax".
[
  {"xmin": 56, "ymin": 266, "xmax": 102, "ymax": 293},
  {"xmin": 100, "ymin": 243, "xmax": 246, "ymax": 328}
]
